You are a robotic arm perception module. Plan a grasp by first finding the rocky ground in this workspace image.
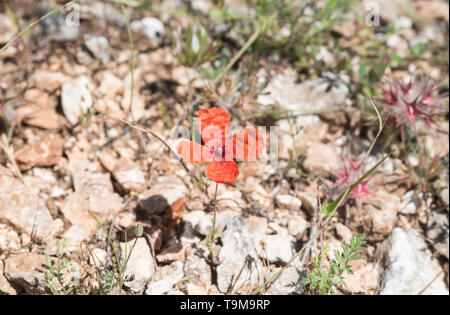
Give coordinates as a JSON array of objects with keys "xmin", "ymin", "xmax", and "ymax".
[{"xmin": 0, "ymin": 0, "xmax": 449, "ymax": 295}]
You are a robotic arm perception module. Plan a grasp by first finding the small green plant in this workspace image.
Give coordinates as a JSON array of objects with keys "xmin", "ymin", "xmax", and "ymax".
[
  {"xmin": 97, "ymin": 269, "xmax": 118, "ymax": 295},
  {"xmin": 302, "ymin": 235, "xmax": 365, "ymax": 295},
  {"xmin": 89, "ymin": 210, "xmax": 143, "ymax": 295},
  {"xmin": 44, "ymin": 238, "xmax": 75, "ymax": 295},
  {"xmin": 172, "ymin": 23, "xmax": 219, "ymax": 68},
  {"xmin": 253, "ymin": 151, "xmax": 391, "ymax": 295}
]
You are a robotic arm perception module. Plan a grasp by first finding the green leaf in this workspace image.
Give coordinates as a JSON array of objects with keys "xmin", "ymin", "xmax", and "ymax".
[
  {"xmin": 349, "ymin": 254, "xmax": 362, "ymax": 261},
  {"xmin": 301, "ymin": 277, "xmax": 311, "ymax": 286},
  {"xmin": 45, "ymin": 253, "xmax": 51, "ymax": 267}
]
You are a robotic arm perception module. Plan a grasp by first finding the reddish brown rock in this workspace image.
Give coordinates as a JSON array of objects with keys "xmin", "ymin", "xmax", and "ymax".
[
  {"xmin": 31, "ymin": 70, "xmax": 71, "ymax": 92},
  {"xmin": 18, "ymin": 89, "xmax": 59, "ymax": 129},
  {"xmin": 14, "ymin": 134, "xmax": 63, "ymax": 170}
]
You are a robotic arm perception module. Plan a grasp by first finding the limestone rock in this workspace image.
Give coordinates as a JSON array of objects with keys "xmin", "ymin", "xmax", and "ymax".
[
  {"xmin": 61, "ymin": 75, "xmax": 94, "ymax": 125},
  {"xmin": 145, "ymin": 261, "xmax": 184, "ymax": 295},
  {"xmin": 61, "ymin": 172, "xmax": 123, "ymax": 236},
  {"xmin": 217, "ymin": 217, "xmax": 264, "ymax": 293},
  {"xmin": 4, "ymin": 252, "xmax": 48, "ymax": 294},
  {"xmin": 376, "ymin": 228, "xmax": 448, "ymax": 295},
  {"xmin": 120, "ymin": 237, "xmax": 156, "ymax": 292},
  {"xmin": 0, "ymin": 165, "xmax": 56, "ymax": 240}
]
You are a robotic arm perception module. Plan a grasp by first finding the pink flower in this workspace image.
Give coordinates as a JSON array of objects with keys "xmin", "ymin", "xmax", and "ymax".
[
  {"xmin": 376, "ymin": 79, "xmax": 448, "ymax": 130},
  {"xmin": 333, "ymin": 156, "xmax": 371, "ymax": 200}
]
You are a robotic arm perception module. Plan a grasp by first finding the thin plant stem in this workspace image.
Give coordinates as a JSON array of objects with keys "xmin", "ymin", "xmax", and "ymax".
[
  {"xmin": 119, "ymin": 118, "xmax": 195, "ymax": 178},
  {"xmin": 210, "ymin": 182, "xmax": 219, "ymax": 264},
  {"xmin": 88, "ymin": 210, "xmax": 123, "ymax": 294},
  {"xmin": 252, "ymin": 150, "xmax": 394, "ymax": 295},
  {"xmin": 212, "ymin": 182, "xmax": 219, "ymax": 241},
  {"xmin": 214, "ymin": 26, "xmax": 262, "ymax": 84},
  {"xmin": 417, "ymin": 270, "xmax": 444, "ymax": 295},
  {"xmin": 0, "ymin": 1, "xmax": 78, "ymax": 54},
  {"xmin": 121, "ymin": 5, "xmax": 136, "ymax": 122}
]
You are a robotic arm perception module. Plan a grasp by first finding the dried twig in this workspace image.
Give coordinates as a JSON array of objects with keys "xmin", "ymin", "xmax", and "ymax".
[{"xmin": 0, "ymin": 133, "xmax": 23, "ymax": 182}]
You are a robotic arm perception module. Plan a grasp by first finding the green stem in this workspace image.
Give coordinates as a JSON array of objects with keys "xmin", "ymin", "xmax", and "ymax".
[
  {"xmin": 214, "ymin": 27, "xmax": 262, "ymax": 84},
  {"xmin": 212, "ymin": 182, "xmax": 219, "ymax": 241},
  {"xmin": 88, "ymin": 210, "xmax": 122, "ymax": 294},
  {"xmin": 0, "ymin": 1, "xmax": 78, "ymax": 54}
]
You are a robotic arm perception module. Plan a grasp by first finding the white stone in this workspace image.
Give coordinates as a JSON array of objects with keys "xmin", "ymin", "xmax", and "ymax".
[
  {"xmin": 364, "ymin": 191, "xmax": 400, "ymax": 237},
  {"xmin": 399, "ymin": 190, "xmax": 421, "ymax": 215},
  {"xmin": 254, "ymin": 234, "xmax": 294, "ymax": 264},
  {"xmin": 63, "ymin": 225, "xmax": 89, "ymax": 252},
  {"xmin": 120, "ymin": 237, "xmax": 156, "ymax": 292},
  {"xmin": 377, "ymin": 228, "xmax": 449, "ymax": 295},
  {"xmin": 0, "ymin": 223, "xmax": 21, "ymax": 252},
  {"xmin": 89, "ymin": 248, "xmax": 108, "ymax": 266},
  {"xmin": 0, "ymin": 165, "xmax": 56, "ymax": 240},
  {"xmin": 85, "ymin": 36, "xmax": 111, "ymax": 64},
  {"xmin": 217, "ymin": 217, "xmax": 264, "ymax": 293},
  {"xmin": 265, "ymin": 266, "xmax": 302, "ymax": 295},
  {"xmin": 246, "ymin": 216, "xmax": 268, "ymax": 235},
  {"xmin": 61, "ymin": 75, "xmax": 94, "ymax": 125},
  {"xmin": 113, "ymin": 160, "xmax": 146, "ymax": 193},
  {"xmin": 196, "ymin": 210, "xmax": 240, "ymax": 236},
  {"xmin": 335, "ymin": 223, "xmax": 352, "ymax": 242},
  {"xmin": 131, "ymin": 17, "xmax": 165, "ymax": 49},
  {"xmin": 99, "ymin": 71, "xmax": 123, "ymax": 98},
  {"xmin": 145, "ymin": 261, "xmax": 184, "ymax": 295},
  {"xmin": 4, "ymin": 253, "xmax": 48, "ymax": 294},
  {"xmin": 61, "ymin": 172, "xmax": 123, "ymax": 236},
  {"xmin": 183, "ymin": 247, "xmax": 211, "ymax": 285},
  {"xmin": 303, "ymin": 142, "xmax": 340, "ymax": 175},
  {"xmin": 275, "ymin": 194, "xmax": 302, "ymax": 211},
  {"xmin": 288, "ymin": 215, "xmax": 308, "ymax": 237}
]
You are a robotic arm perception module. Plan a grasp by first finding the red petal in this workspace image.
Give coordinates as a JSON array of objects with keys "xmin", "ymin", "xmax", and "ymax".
[
  {"xmin": 206, "ymin": 160, "xmax": 239, "ymax": 184},
  {"xmin": 198, "ymin": 107, "xmax": 230, "ymax": 148},
  {"xmin": 177, "ymin": 140, "xmax": 210, "ymax": 164},
  {"xmin": 231, "ymin": 127, "xmax": 264, "ymax": 160}
]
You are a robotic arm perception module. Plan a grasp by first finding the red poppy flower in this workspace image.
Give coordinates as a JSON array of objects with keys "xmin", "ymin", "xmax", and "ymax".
[{"xmin": 177, "ymin": 107, "xmax": 264, "ymax": 184}]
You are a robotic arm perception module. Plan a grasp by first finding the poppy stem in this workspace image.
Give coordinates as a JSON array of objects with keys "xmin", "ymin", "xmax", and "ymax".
[
  {"xmin": 212, "ymin": 182, "xmax": 219, "ymax": 241},
  {"xmin": 209, "ymin": 182, "xmax": 219, "ymax": 265}
]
